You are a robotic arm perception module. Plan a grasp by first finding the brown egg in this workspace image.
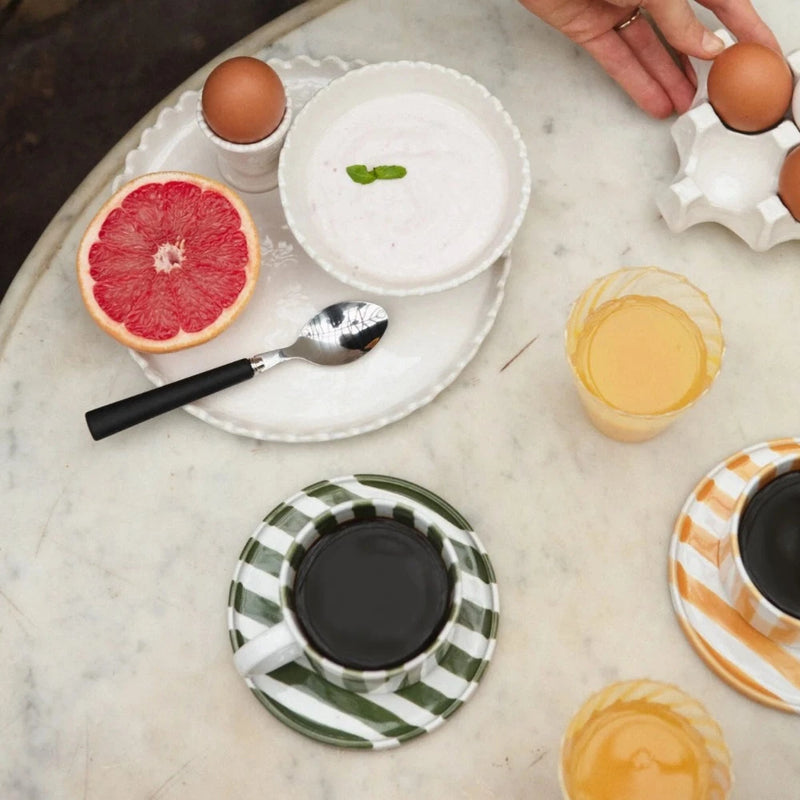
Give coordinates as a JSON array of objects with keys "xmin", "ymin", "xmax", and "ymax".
[
  {"xmin": 707, "ymin": 42, "xmax": 793, "ymax": 133},
  {"xmin": 201, "ymin": 57, "xmax": 286, "ymax": 144},
  {"xmin": 778, "ymin": 147, "xmax": 800, "ymax": 220}
]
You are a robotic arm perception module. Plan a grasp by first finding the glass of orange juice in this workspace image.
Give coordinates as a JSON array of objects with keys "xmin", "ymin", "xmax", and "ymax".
[
  {"xmin": 559, "ymin": 679, "xmax": 732, "ymax": 800},
  {"xmin": 565, "ymin": 267, "xmax": 724, "ymax": 442}
]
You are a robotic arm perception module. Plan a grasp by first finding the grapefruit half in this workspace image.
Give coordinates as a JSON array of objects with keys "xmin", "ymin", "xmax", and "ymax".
[{"xmin": 77, "ymin": 171, "xmax": 260, "ymax": 353}]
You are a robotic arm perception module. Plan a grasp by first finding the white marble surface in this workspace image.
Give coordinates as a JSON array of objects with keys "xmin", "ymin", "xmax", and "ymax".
[{"xmin": 3, "ymin": 0, "xmax": 800, "ymax": 796}]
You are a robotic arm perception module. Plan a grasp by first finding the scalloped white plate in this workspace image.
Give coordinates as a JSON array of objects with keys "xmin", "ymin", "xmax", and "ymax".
[{"xmin": 113, "ymin": 56, "xmax": 511, "ymax": 442}]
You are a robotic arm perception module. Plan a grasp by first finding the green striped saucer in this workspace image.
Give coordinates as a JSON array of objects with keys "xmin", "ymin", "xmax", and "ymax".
[{"xmin": 227, "ymin": 474, "xmax": 499, "ymax": 750}]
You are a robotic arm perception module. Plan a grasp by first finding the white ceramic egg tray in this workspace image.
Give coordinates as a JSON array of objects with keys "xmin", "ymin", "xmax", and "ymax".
[{"xmin": 658, "ymin": 30, "xmax": 800, "ymax": 251}]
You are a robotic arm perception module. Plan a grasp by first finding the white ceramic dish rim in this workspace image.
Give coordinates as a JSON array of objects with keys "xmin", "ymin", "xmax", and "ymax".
[
  {"xmin": 277, "ymin": 60, "xmax": 531, "ymax": 296},
  {"xmin": 129, "ymin": 256, "xmax": 511, "ymax": 442},
  {"xmin": 114, "ymin": 55, "xmax": 365, "ymax": 193},
  {"xmin": 112, "ymin": 55, "xmax": 512, "ymax": 443}
]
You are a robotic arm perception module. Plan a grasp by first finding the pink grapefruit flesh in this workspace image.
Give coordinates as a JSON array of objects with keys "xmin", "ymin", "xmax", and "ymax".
[{"xmin": 77, "ymin": 171, "xmax": 260, "ymax": 352}]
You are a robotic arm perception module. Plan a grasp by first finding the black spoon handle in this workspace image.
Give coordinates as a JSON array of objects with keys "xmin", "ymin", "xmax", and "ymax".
[{"xmin": 85, "ymin": 358, "xmax": 255, "ymax": 440}]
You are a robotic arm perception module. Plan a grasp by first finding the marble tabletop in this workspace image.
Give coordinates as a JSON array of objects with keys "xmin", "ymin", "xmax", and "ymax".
[{"xmin": 3, "ymin": 0, "xmax": 800, "ymax": 797}]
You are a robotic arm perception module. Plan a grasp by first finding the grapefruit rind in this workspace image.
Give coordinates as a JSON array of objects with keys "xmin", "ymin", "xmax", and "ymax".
[{"xmin": 76, "ymin": 171, "xmax": 260, "ymax": 353}]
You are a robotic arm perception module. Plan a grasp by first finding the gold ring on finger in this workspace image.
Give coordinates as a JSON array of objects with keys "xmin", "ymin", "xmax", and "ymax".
[{"xmin": 613, "ymin": 6, "xmax": 642, "ymax": 32}]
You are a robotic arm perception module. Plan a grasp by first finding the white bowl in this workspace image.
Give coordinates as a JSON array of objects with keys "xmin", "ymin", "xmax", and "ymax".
[{"xmin": 278, "ymin": 61, "xmax": 531, "ymax": 295}]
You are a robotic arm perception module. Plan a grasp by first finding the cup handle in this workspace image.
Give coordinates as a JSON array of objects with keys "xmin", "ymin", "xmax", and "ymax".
[{"xmin": 233, "ymin": 622, "xmax": 302, "ymax": 677}]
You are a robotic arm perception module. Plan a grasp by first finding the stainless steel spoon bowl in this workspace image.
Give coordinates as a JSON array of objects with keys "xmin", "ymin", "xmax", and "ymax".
[{"xmin": 85, "ymin": 300, "xmax": 388, "ymax": 440}]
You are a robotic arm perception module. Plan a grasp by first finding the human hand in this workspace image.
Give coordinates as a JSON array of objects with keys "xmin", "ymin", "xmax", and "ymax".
[{"xmin": 517, "ymin": 0, "xmax": 781, "ymax": 118}]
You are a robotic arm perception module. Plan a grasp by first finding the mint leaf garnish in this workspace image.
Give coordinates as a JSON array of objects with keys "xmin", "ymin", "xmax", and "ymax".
[
  {"xmin": 373, "ymin": 165, "xmax": 407, "ymax": 180},
  {"xmin": 346, "ymin": 164, "xmax": 407, "ymax": 185},
  {"xmin": 346, "ymin": 164, "xmax": 377, "ymax": 184}
]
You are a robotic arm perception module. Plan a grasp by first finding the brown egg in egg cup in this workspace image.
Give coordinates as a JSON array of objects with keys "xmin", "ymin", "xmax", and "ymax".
[{"xmin": 197, "ymin": 56, "xmax": 293, "ymax": 193}]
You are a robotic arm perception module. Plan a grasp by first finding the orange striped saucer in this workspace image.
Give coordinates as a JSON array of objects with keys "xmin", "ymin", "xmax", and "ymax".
[{"xmin": 668, "ymin": 437, "xmax": 800, "ymax": 713}]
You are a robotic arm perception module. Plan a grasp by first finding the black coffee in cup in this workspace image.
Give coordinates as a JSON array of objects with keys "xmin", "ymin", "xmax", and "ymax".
[
  {"xmin": 739, "ymin": 471, "xmax": 800, "ymax": 619},
  {"xmin": 294, "ymin": 517, "xmax": 451, "ymax": 670}
]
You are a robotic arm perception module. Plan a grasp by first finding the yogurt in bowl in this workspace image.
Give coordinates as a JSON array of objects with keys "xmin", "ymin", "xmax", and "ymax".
[{"xmin": 278, "ymin": 61, "xmax": 531, "ymax": 296}]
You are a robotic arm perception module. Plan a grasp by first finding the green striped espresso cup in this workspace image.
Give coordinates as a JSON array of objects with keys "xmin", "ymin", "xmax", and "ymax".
[{"xmin": 233, "ymin": 498, "xmax": 463, "ymax": 694}]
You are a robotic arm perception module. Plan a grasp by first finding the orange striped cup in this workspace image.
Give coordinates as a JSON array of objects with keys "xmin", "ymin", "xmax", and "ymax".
[{"xmin": 720, "ymin": 453, "xmax": 800, "ymax": 645}]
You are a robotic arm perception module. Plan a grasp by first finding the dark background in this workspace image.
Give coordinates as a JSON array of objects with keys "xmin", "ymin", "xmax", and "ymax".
[{"xmin": 0, "ymin": 0, "xmax": 305, "ymax": 302}]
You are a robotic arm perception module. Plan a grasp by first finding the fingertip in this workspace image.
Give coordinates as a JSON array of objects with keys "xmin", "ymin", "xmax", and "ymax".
[
  {"xmin": 651, "ymin": 105, "xmax": 675, "ymax": 120},
  {"xmin": 636, "ymin": 87, "xmax": 676, "ymax": 119},
  {"xmin": 672, "ymin": 93, "xmax": 693, "ymax": 115},
  {"xmin": 701, "ymin": 30, "xmax": 725, "ymax": 56},
  {"xmin": 747, "ymin": 26, "xmax": 782, "ymax": 55}
]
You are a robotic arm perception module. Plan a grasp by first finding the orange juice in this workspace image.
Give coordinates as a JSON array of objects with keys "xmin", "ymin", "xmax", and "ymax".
[
  {"xmin": 562, "ymin": 700, "xmax": 713, "ymax": 800},
  {"xmin": 573, "ymin": 295, "xmax": 707, "ymax": 416}
]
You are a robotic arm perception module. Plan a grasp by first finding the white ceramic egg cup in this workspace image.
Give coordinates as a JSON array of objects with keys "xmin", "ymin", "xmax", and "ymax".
[
  {"xmin": 658, "ymin": 30, "xmax": 800, "ymax": 251},
  {"xmin": 196, "ymin": 93, "xmax": 293, "ymax": 193}
]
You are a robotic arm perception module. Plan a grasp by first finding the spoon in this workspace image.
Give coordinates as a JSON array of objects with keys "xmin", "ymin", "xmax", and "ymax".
[{"xmin": 85, "ymin": 300, "xmax": 389, "ymax": 441}]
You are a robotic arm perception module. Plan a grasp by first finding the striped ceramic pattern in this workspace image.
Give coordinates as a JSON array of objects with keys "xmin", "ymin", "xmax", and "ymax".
[
  {"xmin": 227, "ymin": 474, "xmax": 499, "ymax": 749},
  {"xmin": 719, "ymin": 452, "xmax": 800, "ymax": 646},
  {"xmin": 668, "ymin": 438, "xmax": 800, "ymax": 713}
]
